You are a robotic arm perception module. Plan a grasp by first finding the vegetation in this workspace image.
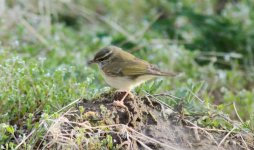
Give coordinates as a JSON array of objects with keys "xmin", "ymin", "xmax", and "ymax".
[{"xmin": 0, "ymin": 0, "xmax": 253, "ymax": 149}]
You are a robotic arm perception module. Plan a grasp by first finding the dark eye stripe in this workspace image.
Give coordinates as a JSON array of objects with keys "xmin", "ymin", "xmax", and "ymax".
[
  {"xmin": 96, "ymin": 50, "xmax": 113, "ymax": 61},
  {"xmin": 95, "ymin": 49, "xmax": 109, "ymax": 58}
]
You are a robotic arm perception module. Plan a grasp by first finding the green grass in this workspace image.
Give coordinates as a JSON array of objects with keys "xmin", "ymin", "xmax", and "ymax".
[{"xmin": 0, "ymin": 0, "xmax": 254, "ymax": 148}]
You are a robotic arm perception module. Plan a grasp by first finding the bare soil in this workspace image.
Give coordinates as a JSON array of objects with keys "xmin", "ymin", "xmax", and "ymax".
[{"xmin": 71, "ymin": 92, "xmax": 253, "ymax": 150}]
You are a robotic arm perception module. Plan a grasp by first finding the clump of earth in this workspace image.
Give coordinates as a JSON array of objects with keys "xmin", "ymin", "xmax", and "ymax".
[{"xmin": 43, "ymin": 92, "xmax": 253, "ymax": 150}]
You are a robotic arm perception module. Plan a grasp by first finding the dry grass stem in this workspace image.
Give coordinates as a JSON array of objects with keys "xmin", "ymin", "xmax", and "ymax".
[
  {"xmin": 218, "ymin": 126, "xmax": 236, "ymax": 147},
  {"xmin": 240, "ymin": 133, "xmax": 250, "ymax": 150},
  {"xmin": 185, "ymin": 120, "xmax": 219, "ymax": 146},
  {"xmin": 19, "ymin": 18, "xmax": 49, "ymax": 46},
  {"xmin": 233, "ymin": 102, "xmax": 244, "ymax": 123}
]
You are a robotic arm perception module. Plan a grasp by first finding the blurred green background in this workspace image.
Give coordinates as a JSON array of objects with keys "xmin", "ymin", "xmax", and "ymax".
[{"xmin": 0, "ymin": 0, "xmax": 254, "ymax": 147}]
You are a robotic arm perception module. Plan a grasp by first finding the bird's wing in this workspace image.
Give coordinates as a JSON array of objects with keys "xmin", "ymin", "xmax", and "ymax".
[
  {"xmin": 103, "ymin": 57, "xmax": 176, "ymax": 77},
  {"xmin": 102, "ymin": 58, "xmax": 148, "ymax": 77},
  {"xmin": 121, "ymin": 58, "xmax": 176, "ymax": 77},
  {"xmin": 120, "ymin": 58, "xmax": 167, "ymax": 76}
]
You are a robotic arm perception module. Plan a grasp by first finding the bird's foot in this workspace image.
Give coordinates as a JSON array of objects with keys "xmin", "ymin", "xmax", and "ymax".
[{"xmin": 113, "ymin": 100, "xmax": 128, "ymax": 110}]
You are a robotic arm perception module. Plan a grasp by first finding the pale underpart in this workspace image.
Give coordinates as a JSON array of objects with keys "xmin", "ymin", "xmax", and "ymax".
[{"xmin": 101, "ymin": 70, "xmax": 154, "ymax": 91}]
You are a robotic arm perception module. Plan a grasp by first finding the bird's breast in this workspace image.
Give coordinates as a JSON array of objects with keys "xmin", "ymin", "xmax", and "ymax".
[{"xmin": 101, "ymin": 71, "xmax": 155, "ymax": 91}]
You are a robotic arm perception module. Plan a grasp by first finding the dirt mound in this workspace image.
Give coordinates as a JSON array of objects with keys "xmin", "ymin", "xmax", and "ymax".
[{"xmin": 42, "ymin": 92, "xmax": 253, "ymax": 150}]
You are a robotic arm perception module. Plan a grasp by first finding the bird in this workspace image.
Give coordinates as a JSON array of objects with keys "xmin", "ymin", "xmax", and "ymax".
[{"xmin": 87, "ymin": 45, "xmax": 176, "ymax": 109}]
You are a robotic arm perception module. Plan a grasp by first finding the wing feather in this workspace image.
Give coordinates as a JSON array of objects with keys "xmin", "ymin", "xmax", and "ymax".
[{"xmin": 102, "ymin": 50, "xmax": 176, "ymax": 77}]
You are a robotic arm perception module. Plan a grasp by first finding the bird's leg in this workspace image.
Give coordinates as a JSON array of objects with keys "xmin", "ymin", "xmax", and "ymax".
[
  {"xmin": 113, "ymin": 91, "xmax": 129, "ymax": 109},
  {"xmin": 127, "ymin": 91, "xmax": 134, "ymax": 99},
  {"xmin": 115, "ymin": 90, "xmax": 134, "ymax": 99}
]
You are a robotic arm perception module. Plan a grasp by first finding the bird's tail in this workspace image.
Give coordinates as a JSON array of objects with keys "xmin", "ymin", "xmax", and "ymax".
[
  {"xmin": 158, "ymin": 70, "xmax": 177, "ymax": 77},
  {"xmin": 148, "ymin": 65, "xmax": 178, "ymax": 77}
]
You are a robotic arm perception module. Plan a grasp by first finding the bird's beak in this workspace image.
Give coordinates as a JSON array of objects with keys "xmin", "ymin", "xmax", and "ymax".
[{"xmin": 87, "ymin": 59, "xmax": 96, "ymax": 65}]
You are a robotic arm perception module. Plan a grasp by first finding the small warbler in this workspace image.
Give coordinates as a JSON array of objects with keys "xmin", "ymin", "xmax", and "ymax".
[{"xmin": 88, "ymin": 46, "xmax": 176, "ymax": 108}]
